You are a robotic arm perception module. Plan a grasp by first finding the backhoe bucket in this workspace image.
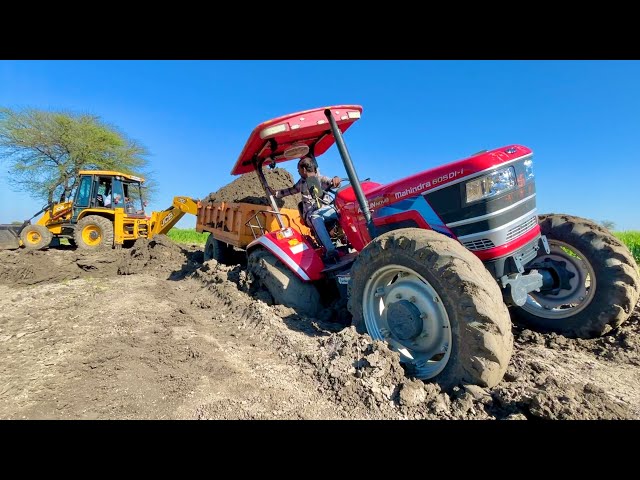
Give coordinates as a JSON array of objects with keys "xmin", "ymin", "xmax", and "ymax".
[{"xmin": 0, "ymin": 225, "xmax": 22, "ymax": 250}]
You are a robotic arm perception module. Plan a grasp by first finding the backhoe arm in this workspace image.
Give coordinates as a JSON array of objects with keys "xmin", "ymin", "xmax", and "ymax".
[{"xmin": 148, "ymin": 196, "xmax": 199, "ymax": 238}]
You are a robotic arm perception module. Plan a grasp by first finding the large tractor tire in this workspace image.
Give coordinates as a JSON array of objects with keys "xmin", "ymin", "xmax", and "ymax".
[
  {"xmin": 74, "ymin": 215, "xmax": 114, "ymax": 250},
  {"xmin": 511, "ymin": 213, "xmax": 640, "ymax": 338},
  {"xmin": 204, "ymin": 233, "xmax": 234, "ymax": 265},
  {"xmin": 348, "ymin": 228, "xmax": 513, "ymax": 390},
  {"xmin": 20, "ymin": 224, "xmax": 53, "ymax": 250},
  {"xmin": 247, "ymin": 248, "xmax": 322, "ymax": 317}
]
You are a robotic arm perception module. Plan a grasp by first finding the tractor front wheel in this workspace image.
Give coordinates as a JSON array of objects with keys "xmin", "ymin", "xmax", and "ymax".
[{"xmin": 348, "ymin": 228, "xmax": 513, "ymax": 390}]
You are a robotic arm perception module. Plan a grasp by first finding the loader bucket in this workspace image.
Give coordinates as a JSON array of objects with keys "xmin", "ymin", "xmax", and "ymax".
[{"xmin": 0, "ymin": 225, "xmax": 22, "ymax": 250}]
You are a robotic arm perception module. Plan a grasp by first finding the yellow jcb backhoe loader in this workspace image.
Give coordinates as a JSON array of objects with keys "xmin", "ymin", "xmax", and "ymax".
[{"xmin": 0, "ymin": 170, "xmax": 198, "ymax": 251}]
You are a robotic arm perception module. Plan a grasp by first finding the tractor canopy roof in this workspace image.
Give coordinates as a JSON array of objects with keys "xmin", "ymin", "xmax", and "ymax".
[
  {"xmin": 230, "ymin": 105, "xmax": 363, "ymax": 175},
  {"xmin": 78, "ymin": 170, "xmax": 145, "ymax": 183}
]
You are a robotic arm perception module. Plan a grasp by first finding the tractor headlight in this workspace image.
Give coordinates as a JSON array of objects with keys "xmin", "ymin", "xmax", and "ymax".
[
  {"xmin": 465, "ymin": 166, "xmax": 516, "ymax": 203},
  {"xmin": 524, "ymin": 158, "xmax": 534, "ymax": 181}
]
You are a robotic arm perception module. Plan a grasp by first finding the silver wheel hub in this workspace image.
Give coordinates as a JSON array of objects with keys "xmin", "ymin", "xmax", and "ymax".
[
  {"xmin": 363, "ymin": 264, "xmax": 452, "ymax": 380},
  {"xmin": 387, "ymin": 300, "xmax": 423, "ymax": 341}
]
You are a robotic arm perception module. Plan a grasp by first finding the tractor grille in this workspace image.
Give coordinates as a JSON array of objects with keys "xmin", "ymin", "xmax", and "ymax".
[
  {"xmin": 506, "ymin": 215, "xmax": 537, "ymax": 243},
  {"xmin": 463, "ymin": 238, "xmax": 496, "ymax": 251}
]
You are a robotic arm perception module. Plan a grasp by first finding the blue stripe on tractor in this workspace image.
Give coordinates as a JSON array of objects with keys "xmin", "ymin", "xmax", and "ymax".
[{"xmin": 376, "ymin": 195, "xmax": 454, "ymax": 238}]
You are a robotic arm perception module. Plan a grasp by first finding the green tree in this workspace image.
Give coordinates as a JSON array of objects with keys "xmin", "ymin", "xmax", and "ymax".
[
  {"xmin": 0, "ymin": 107, "xmax": 152, "ymax": 205},
  {"xmin": 601, "ymin": 220, "xmax": 616, "ymax": 231}
]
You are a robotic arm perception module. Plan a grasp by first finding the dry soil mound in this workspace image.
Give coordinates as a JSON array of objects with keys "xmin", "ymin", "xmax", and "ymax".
[
  {"xmin": 0, "ymin": 235, "xmax": 202, "ymax": 286},
  {"xmin": 203, "ymin": 168, "xmax": 300, "ymax": 211}
]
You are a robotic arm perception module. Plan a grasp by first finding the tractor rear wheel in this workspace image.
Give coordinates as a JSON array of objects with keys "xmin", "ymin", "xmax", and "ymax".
[
  {"xmin": 247, "ymin": 248, "xmax": 321, "ymax": 317},
  {"xmin": 348, "ymin": 228, "xmax": 513, "ymax": 390},
  {"xmin": 511, "ymin": 213, "xmax": 640, "ymax": 338},
  {"xmin": 74, "ymin": 215, "xmax": 114, "ymax": 250},
  {"xmin": 20, "ymin": 224, "xmax": 53, "ymax": 250},
  {"xmin": 204, "ymin": 233, "xmax": 234, "ymax": 265}
]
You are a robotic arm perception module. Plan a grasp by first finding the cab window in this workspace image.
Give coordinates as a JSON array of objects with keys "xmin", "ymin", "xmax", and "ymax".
[{"xmin": 75, "ymin": 176, "xmax": 92, "ymax": 207}]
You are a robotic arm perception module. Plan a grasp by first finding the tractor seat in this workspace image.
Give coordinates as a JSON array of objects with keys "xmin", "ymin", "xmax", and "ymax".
[
  {"xmin": 298, "ymin": 201, "xmax": 309, "ymax": 228},
  {"xmin": 298, "ymin": 201, "xmax": 338, "ymax": 234}
]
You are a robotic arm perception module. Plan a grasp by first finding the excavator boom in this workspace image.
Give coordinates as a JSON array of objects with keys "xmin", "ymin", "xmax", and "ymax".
[{"xmin": 148, "ymin": 196, "xmax": 199, "ymax": 238}]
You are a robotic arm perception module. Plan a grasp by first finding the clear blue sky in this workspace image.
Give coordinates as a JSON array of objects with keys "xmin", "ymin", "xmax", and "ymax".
[{"xmin": 1, "ymin": 60, "xmax": 638, "ymax": 231}]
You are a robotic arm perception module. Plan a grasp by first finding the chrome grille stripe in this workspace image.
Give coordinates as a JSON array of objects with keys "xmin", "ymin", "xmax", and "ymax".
[
  {"xmin": 457, "ymin": 209, "xmax": 538, "ymax": 247},
  {"xmin": 446, "ymin": 194, "xmax": 536, "ymax": 228}
]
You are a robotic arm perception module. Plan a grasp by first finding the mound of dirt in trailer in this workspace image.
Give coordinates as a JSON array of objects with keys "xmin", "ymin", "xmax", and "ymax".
[
  {"xmin": 202, "ymin": 168, "xmax": 300, "ymax": 211},
  {"xmin": 1, "ymin": 238, "xmax": 639, "ymax": 420}
]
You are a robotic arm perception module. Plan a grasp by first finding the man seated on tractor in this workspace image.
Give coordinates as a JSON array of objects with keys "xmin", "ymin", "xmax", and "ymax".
[{"xmin": 270, "ymin": 156, "xmax": 341, "ymax": 263}]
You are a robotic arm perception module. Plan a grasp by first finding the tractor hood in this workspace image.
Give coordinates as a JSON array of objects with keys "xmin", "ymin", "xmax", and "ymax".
[{"xmin": 230, "ymin": 105, "xmax": 363, "ymax": 175}]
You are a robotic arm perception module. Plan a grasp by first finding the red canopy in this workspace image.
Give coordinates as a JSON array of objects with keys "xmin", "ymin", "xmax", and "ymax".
[{"xmin": 230, "ymin": 105, "xmax": 363, "ymax": 175}]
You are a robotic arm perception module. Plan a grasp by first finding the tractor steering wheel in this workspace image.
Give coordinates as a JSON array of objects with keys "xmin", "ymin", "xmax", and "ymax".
[
  {"xmin": 325, "ymin": 178, "xmax": 348, "ymax": 206},
  {"xmin": 329, "ymin": 177, "xmax": 370, "ymax": 195},
  {"xmin": 326, "ymin": 177, "xmax": 371, "ymax": 208}
]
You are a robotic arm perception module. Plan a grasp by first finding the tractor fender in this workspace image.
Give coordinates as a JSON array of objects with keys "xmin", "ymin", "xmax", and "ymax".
[{"xmin": 246, "ymin": 230, "xmax": 325, "ymax": 281}]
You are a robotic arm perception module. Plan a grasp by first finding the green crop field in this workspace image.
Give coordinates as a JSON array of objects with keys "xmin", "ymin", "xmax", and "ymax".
[
  {"xmin": 167, "ymin": 228, "xmax": 640, "ymax": 266},
  {"xmin": 167, "ymin": 228, "xmax": 208, "ymax": 245},
  {"xmin": 614, "ymin": 231, "xmax": 640, "ymax": 265}
]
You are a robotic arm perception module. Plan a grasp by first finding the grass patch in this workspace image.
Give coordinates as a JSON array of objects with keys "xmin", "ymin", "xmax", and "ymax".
[
  {"xmin": 167, "ymin": 228, "xmax": 208, "ymax": 245},
  {"xmin": 614, "ymin": 231, "xmax": 640, "ymax": 265}
]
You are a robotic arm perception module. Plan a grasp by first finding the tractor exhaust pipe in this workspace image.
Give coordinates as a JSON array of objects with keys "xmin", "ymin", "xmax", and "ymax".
[{"xmin": 324, "ymin": 109, "xmax": 376, "ymax": 242}]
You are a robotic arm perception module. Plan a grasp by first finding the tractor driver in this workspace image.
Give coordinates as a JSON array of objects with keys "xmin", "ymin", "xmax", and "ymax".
[{"xmin": 270, "ymin": 156, "xmax": 341, "ymax": 263}]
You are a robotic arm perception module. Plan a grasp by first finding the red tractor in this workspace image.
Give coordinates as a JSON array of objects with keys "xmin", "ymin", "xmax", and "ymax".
[{"xmin": 231, "ymin": 105, "xmax": 639, "ymax": 390}]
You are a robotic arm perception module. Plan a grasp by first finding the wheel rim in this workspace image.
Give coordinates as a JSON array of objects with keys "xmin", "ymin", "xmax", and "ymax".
[
  {"xmin": 26, "ymin": 231, "xmax": 42, "ymax": 245},
  {"xmin": 81, "ymin": 225, "xmax": 102, "ymax": 246},
  {"xmin": 362, "ymin": 264, "xmax": 452, "ymax": 380},
  {"xmin": 521, "ymin": 240, "xmax": 597, "ymax": 319}
]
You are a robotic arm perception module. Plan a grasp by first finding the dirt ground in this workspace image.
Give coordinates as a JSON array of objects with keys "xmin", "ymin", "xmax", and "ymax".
[{"xmin": 1, "ymin": 236, "xmax": 639, "ymax": 420}]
